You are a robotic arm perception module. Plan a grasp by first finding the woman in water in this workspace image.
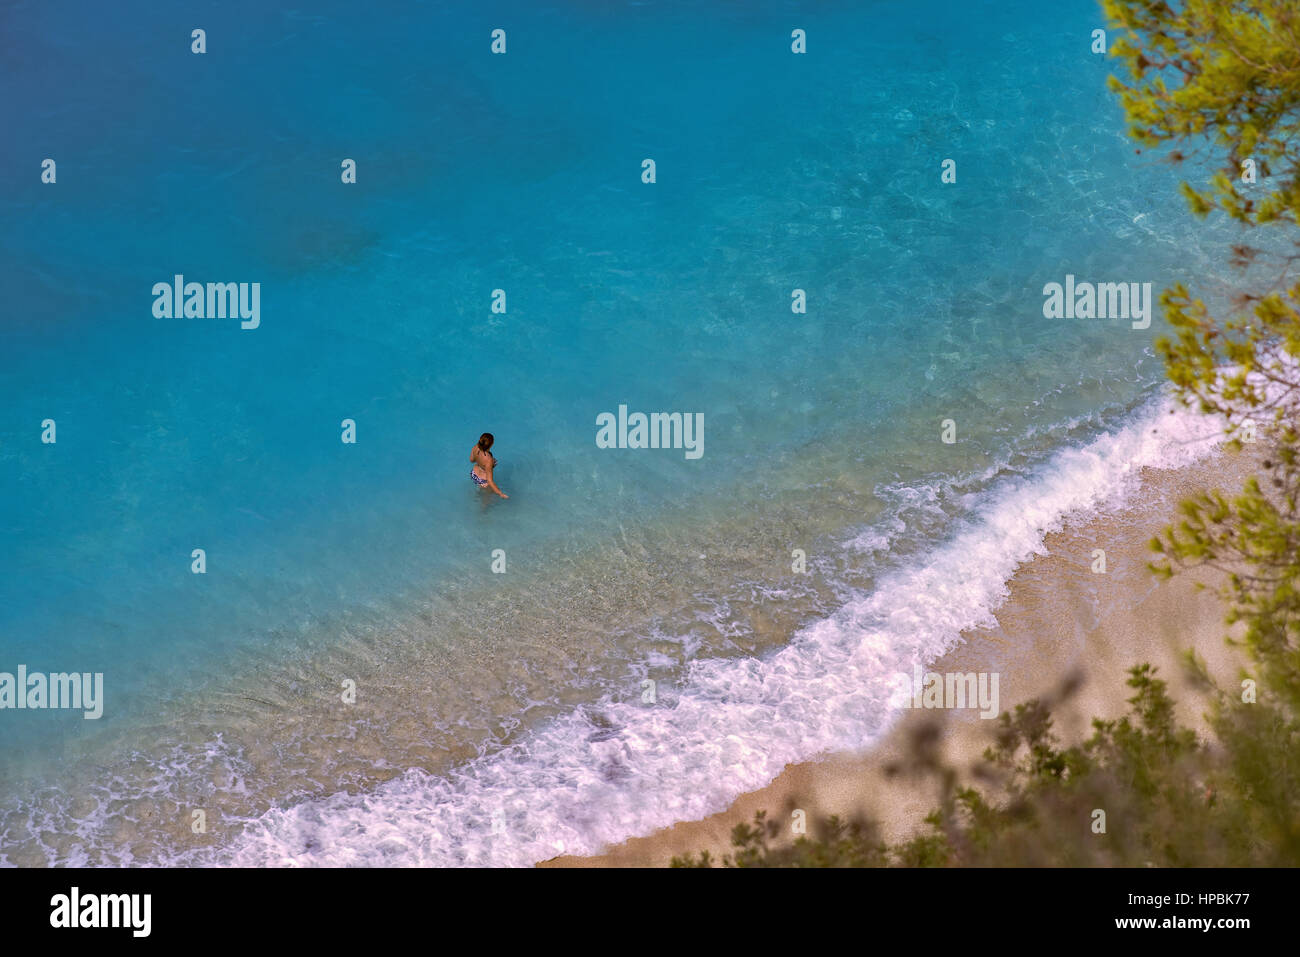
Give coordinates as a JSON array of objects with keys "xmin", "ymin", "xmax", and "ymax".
[{"xmin": 470, "ymin": 432, "xmax": 508, "ymax": 499}]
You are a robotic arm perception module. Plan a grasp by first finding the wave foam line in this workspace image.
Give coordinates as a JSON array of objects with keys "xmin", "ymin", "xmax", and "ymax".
[{"xmin": 195, "ymin": 392, "xmax": 1224, "ymax": 867}]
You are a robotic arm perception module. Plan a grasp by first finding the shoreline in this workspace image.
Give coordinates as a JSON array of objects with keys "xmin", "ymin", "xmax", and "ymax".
[
  {"xmin": 539, "ymin": 444, "xmax": 1257, "ymax": 867},
  {"xmin": 3, "ymin": 398, "xmax": 1243, "ymax": 866}
]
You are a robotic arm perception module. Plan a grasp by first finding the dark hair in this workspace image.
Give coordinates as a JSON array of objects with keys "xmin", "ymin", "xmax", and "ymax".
[{"xmin": 477, "ymin": 432, "xmax": 494, "ymax": 451}]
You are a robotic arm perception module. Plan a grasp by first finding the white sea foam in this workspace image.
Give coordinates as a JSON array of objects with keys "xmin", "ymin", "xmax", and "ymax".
[{"xmin": 193, "ymin": 391, "xmax": 1226, "ymax": 867}]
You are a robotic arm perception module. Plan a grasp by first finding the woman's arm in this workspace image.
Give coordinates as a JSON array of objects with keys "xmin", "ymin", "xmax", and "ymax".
[{"xmin": 484, "ymin": 460, "xmax": 508, "ymax": 499}]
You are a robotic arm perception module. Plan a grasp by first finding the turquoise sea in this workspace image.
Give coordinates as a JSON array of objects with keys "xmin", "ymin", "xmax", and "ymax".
[{"xmin": 0, "ymin": 0, "xmax": 1242, "ymax": 865}]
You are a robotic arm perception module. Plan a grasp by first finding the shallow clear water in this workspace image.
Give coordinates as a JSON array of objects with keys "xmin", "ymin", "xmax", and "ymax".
[{"xmin": 0, "ymin": 0, "xmax": 1246, "ymax": 865}]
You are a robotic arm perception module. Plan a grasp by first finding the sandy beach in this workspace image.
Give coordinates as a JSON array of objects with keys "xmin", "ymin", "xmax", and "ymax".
[{"xmin": 540, "ymin": 444, "xmax": 1258, "ymax": 867}]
